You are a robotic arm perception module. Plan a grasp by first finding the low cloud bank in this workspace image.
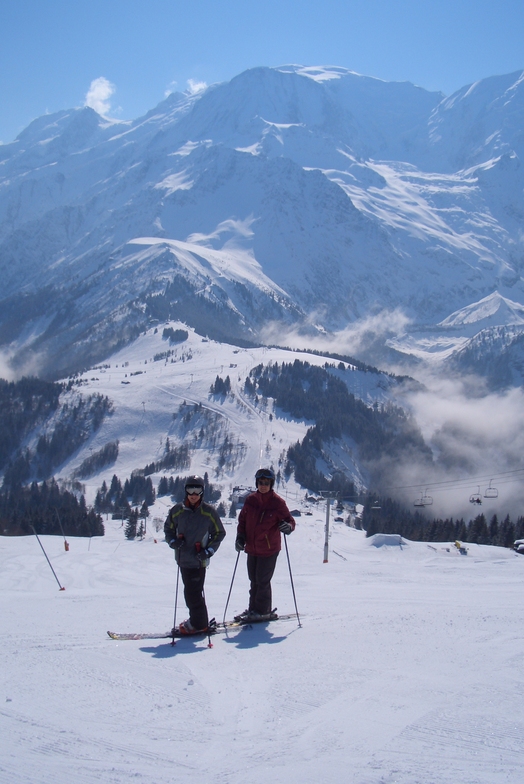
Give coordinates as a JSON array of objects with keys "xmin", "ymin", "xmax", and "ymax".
[
  {"xmin": 260, "ymin": 309, "xmax": 410, "ymax": 359},
  {"xmin": 263, "ymin": 314, "xmax": 524, "ymax": 520},
  {"xmin": 398, "ymin": 371, "xmax": 524, "ymax": 519},
  {"xmin": 0, "ymin": 350, "xmax": 17, "ymax": 382}
]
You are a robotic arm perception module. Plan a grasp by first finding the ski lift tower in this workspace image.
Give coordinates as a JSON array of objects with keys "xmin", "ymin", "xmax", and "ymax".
[{"xmin": 320, "ymin": 491, "xmax": 339, "ymax": 563}]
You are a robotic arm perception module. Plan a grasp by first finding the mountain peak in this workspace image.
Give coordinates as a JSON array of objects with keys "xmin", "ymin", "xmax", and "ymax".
[
  {"xmin": 2, "ymin": 65, "xmax": 524, "ymax": 380},
  {"xmin": 276, "ymin": 64, "xmax": 361, "ymax": 82},
  {"xmin": 439, "ymin": 292, "xmax": 524, "ymax": 331}
]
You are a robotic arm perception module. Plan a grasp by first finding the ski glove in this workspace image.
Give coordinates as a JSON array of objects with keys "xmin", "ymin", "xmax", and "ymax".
[
  {"xmin": 196, "ymin": 546, "xmax": 214, "ymax": 561},
  {"xmin": 169, "ymin": 536, "xmax": 185, "ymax": 550},
  {"xmin": 279, "ymin": 521, "xmax": 293, "ymax": 535},
  {"xmin": 235, "ymin": 535, "xmax": 245, "ymax": 552}
]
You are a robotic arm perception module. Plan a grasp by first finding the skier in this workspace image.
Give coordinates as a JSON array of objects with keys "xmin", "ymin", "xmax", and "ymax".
[
  {"xmin": 164, "ymin": 475, "xmax": 226, "ymax": 634},
  {"xmin": 235, "ymin": 468, "xmax": 295, "ymax": 621}
]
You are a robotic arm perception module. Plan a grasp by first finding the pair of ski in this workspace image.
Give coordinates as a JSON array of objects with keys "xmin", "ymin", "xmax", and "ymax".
[{"xmin": 108, "ymin": 610, "xmax": 295, "ymax": 641}]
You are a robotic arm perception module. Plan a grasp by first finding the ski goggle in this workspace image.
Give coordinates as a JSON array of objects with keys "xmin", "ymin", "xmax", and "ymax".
[
  {"xmin": 186, "ymin": 486, "xmax": 203, "ymax": 495},
  {"xmin": 255, "ymin": 469, "xmax": 274, "ymax": 480}
]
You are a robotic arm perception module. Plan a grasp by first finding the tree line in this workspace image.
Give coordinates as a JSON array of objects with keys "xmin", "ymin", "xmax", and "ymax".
[
  {"xmin": 361, "ymin": 495, "xmax": 524, "ymax": 548},
  {"xmin": 0, "ymin": 478, "xmax": 104, "ymax": 537},
  {"xmin": 0, "ymin": 376, "xmax": 63, "ymax": 472},
  {"xmin": 94, "ymin": 472, "xmax": 156, "ymax": 515},
  {"xmin": 1, "ymin": 377, "xmax": 113, "ymax": 490},
  {"xmin": 245, "ymin": 360, "xmax": 432, "ymax": 492}
]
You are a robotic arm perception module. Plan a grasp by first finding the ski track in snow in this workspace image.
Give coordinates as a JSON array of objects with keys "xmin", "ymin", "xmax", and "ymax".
[{"xmin": 2, "ymin": 512, "xmax": 524, "ymax": 784}]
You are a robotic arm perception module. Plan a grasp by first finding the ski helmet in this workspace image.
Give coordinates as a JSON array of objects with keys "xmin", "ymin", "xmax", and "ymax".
[
  {"xmin": 255, "ymin": 467, "xmax": 275, "ymax": 488},
  {"xmin": 185, "ymin": 475, "xmax": 205, "ymax": 495}
]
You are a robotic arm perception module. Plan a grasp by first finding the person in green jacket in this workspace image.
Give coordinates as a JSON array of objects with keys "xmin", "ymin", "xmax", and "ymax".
[{"xmin": 164, "ymin": 475, "xmax": 225, "ymax": 634}]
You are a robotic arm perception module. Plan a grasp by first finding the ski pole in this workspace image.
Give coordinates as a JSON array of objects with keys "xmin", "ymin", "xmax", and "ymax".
[
  {"xmin": 31, "ymin": 526, "xmax": 65, "ymax": 591},
  {"xmin": 202, "ymin": 584, "xmax": 213, "ymax": 648},
  {"xmin": 171, "ymin": 563, "xmax": 180, "ymax": 646},
  {"xmin": 222, "ymin": 550, "xmax": 240, "ymax": 625},
  {"xmin": 283, "ymin": 535, "xmax": 301, "ymax": 627}
]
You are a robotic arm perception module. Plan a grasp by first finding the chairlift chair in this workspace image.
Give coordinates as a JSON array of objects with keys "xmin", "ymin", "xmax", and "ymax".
[
  {"xmin": 483, "ymin": 480, "xmax": 498, "ymax": 499},
  {"xmin": 414, "ymin": 489, "xmax": 433, "ymax": 507},
  {"xmin": 469, "ymin": 486, "xmax": 483, "ymax": 505},
  {"xmin": 421, "ymin": 491, "xmax": 433, "ymax": 506}
]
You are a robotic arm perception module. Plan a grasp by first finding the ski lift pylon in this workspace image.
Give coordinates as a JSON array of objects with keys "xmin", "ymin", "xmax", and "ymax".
[{"xmin": 484, "ymin": 480, "xmax": 498, "ymax": 499}]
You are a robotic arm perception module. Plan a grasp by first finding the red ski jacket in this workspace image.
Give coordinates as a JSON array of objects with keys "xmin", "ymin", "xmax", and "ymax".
[{"xmin": 237, "ymin": 489, "xmax": 295, "ymax": 557}]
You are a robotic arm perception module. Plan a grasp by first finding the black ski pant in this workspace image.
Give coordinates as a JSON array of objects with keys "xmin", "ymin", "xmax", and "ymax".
[
  {"xmin": 246, "ymin": 552, "xmax": 279, "ymax": 615},
  {"xmin": 180, "ymin": 566, "xmax": 208, "ymax": 629}
]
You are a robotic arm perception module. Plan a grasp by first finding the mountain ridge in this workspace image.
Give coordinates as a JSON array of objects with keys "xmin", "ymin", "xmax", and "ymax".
[{"xmin": 1, "ymin": 64, "xmax": 523, "ymax": 382}]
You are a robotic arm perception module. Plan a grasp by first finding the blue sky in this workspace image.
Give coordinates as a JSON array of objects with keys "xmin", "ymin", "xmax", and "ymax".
[{"xmin": 1, "ymin": 0, "xmax": 524, "ymax": 143}]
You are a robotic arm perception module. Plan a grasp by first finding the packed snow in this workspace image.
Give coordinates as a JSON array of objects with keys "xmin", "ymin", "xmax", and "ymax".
[{"xmin": 2, "ymin": 511, "xmax": 523, "ymax": 784}]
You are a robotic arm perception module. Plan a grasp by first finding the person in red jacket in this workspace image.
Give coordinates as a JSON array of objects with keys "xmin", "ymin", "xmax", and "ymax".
[{"xmin": 235, "ymin": 468, "xmax": 295, "ymax": 621}]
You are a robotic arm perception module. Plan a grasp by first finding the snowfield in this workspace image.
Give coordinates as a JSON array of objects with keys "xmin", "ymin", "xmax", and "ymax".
[
  {"xmin": 1, "ymin": 516, "xmax": 523, "ymax": 784},
  {"xmin": 2, "ymin": 324, "xmax": 524, "ymax": 783}
]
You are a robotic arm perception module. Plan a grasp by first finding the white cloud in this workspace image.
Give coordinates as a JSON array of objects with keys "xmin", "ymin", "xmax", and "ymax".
[
  {"xmin": 84, "ymin": 77, "xmax": 116, "ymax": 116},
  {"xmin": 0, "ymin": 348, "xmax": 44, "ymax": 382},
  {"xmin": 260, "ymin": 308, "xmax": 411, "ymax": 357},
  {"xmin": 261, "ymin": 312, "xmax": 524, "ymax": 517},
  {"xmin": 0, "ymin": 350, "xmax": 16, "ymax": 381},
  {"xmin": 393, "ymin": 371, "xmax": 524, "ymax": 518},
  {"xmin": 164, "ymin": 80, "xmax": 178, "ymax": 98},
  {"xmin": 186, "ymin": 78, "xmax": 207, "ymax": 95}
]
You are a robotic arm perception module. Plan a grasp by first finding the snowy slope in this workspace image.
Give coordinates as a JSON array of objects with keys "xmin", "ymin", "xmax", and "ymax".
[
  {"xmin": 3, "ymin": 320, "xmax": 524, "ymax": 784},
  {"xmin": 37, "ymin": 323, "xmax": 524, "ymax": 523},
  {"xmin": 1, "ymin": 66, "xmax": 524, "ymax": 379},
  {"xmin": 2, "ymin": 514, "xmax": 523, "ymax": 784},
  {"xmin": 427, "ymin": 70, "xmax": 524, "ymax": 172},
  {"xmin": 55, "ymin": 323, "xmax": 398, "ymax": 506}
]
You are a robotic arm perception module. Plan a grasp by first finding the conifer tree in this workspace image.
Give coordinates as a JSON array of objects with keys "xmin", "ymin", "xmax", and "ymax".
[{"xmin": 125, "ymin": 509, "xmax": 138, "ymax": 540}]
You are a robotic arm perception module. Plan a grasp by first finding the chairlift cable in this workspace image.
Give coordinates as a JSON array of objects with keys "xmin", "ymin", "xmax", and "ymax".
[{"xmin": 382, "ymin": 466, "xmax": 524, "ymax": 494}]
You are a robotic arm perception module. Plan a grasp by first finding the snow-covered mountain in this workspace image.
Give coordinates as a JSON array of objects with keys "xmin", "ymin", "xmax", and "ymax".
[
  {"xmin": 385, "ymin": 292, "xmax": 524, "ymax": 388},
  {"xmin": 15, "ymin": 324, "xmax": 411, "ymax": 507},
  {"xmin": 1, "ymin": 65, "xmax": 524, "ymax": 380},
  {"xmin": 7, "ymin": 322, "xmax": 524, "ymax": 524}
]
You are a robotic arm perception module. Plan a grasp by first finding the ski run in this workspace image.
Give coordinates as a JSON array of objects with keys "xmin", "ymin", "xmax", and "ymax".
[{"xmin": 2, "ymin": 512, "xmax": 524, "ymax": 784}]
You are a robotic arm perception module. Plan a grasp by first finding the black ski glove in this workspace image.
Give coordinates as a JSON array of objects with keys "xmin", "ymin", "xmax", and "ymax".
[
  {"xmin": 279, "ymin": 521, "xmax": 293, "ymax": 535},
  {"xmin": 169, "ymin": 535, "xmax": 185, "ymax": 550},
  {"xmin": 235, "ymin": 535, "xmax": 245, "ymax": 552}
]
